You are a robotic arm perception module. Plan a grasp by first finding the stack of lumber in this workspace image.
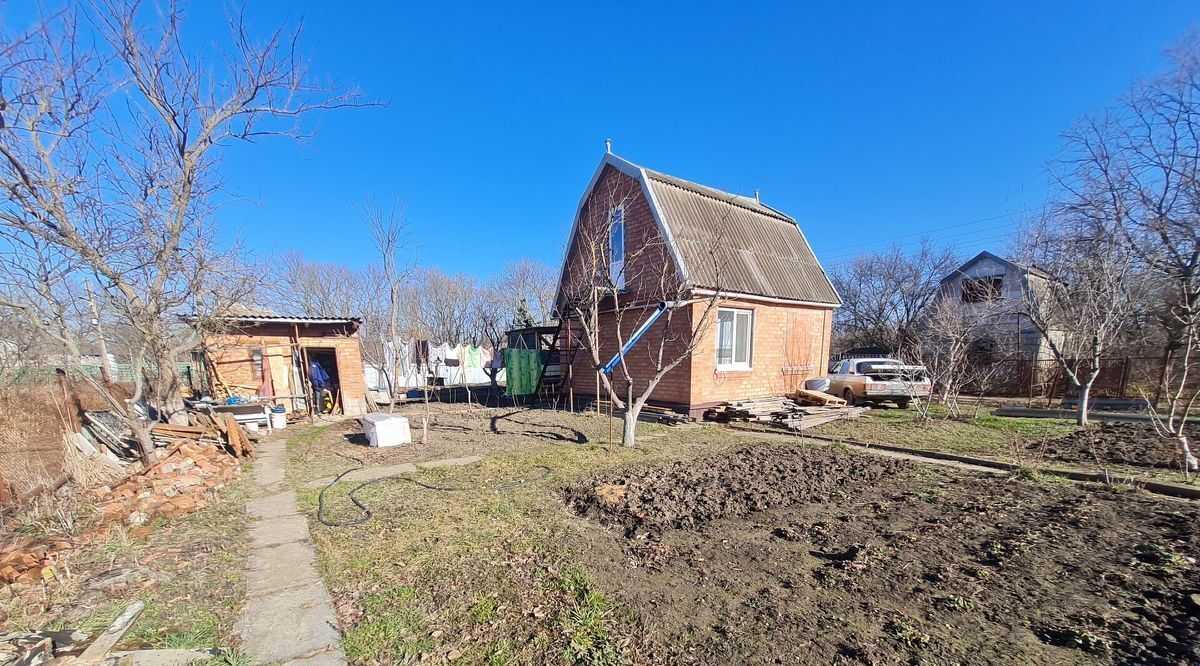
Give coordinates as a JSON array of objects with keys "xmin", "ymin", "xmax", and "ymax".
[
  {"xmin": 704, "ymin": 396, "xmax": 867, "ymax": 431},
  {"xmin": 636, "ymin": 405, "xmax": 691, "ymax": 426},
  {"xmin": 186, "ymin": 411, "xmax": 255, "ymax": 458}
]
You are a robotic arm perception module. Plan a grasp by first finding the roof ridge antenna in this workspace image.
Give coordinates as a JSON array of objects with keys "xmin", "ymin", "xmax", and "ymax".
[
  {"xmin": 604, "ymin": 138, "xmax": 612, "ymax": 154},
  {"xmin": 754, "ymin": 189, "xmax": 760, "ymax": 203}
]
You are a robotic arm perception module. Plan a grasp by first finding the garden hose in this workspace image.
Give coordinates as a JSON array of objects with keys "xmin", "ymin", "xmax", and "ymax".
[{"xmin": 316, "ymin": 452, "xmax": 551, "ymax": 527}]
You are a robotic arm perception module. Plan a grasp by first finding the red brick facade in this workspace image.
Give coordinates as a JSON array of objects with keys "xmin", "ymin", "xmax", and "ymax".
[{"xmin": 559, "ymin": 165, "xmax": 835, "ymax": 416}]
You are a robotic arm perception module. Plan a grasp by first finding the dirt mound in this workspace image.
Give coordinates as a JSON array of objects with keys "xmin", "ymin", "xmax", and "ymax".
[
  {"xmin": 1032, "ymin": 422, "xmax": 1188, "ymax": 470},
  {"xmin": 565, "ymin": 445, "xmax": 909, "ymax": 538}
]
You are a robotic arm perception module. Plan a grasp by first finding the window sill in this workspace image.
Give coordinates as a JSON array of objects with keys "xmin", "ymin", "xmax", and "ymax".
[{"xmin": 715, "ymin": 365, "xmax": 753, "ymax": 373}]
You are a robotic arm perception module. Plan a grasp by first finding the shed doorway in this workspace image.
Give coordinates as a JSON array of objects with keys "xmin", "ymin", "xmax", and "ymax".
[{"xmin": 305, "ymin": 347, "xmax": 342, "ymax": 414}]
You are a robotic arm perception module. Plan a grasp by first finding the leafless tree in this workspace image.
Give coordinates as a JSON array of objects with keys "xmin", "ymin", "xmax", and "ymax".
[
  {"xmin": 412, "ymin": 268, "xmax": 479, "ymax": 344},
  {"xmin": 830, "ymin": 240, "xmax": 961, "ymax": 354},
  {"xmin": 0, "ymin": 3, "xmax": 365, "ymax": 461},
  {"xmin": 560, "ymin": 174, "xmax": 723, "ymax": 447},
  {"xmin": 497, "ymin": 258, "xmax": 557, "ymax": 324},
  {"xmin": 362, "ymin": 195, "xmax": 413, "ymax": 416},
  {"xmin": 910, "ymin": 296, "xmax": 1013, "ymax": 418},
  {"xmin": 1016, "ymin": 214, "xmax": 1148, "ymax": 427},
  {"xmin": 1050, "ymin": 34, "xmax": 1200, "ymax": 470}
]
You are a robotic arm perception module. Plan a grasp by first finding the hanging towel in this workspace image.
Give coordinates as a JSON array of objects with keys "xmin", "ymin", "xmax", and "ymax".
[
  {"xmin": 504, "ymin": 348, "xmax": 542, "ymax": 396},
  {"xmin": 463, "ymin": 345, "xmax": 484, "ymax": 369},
  {"xmin": 490, "ymin": 347, "xmax": 506, "ymax": 369}
]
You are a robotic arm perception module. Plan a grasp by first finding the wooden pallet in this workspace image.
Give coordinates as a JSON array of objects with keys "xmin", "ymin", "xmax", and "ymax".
[{"xmin": 704, "ymin": 396, "xmax": 865, "ymax": 430}]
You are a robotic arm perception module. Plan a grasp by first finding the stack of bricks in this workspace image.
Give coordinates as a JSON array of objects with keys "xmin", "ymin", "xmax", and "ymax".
[
  {"xmin": 91, "ymin": 441, "xmax": 241, "ymax": 527},
  {"xmin": 0, "ymin": 536, "xmax": 71, "ymax": 586}
]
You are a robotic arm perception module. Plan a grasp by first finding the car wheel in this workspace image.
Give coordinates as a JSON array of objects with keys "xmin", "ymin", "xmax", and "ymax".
[
  {"xmin": 842, "ymin": 388, "xmax": 856, "ymax": 406},
  {"xmin": 896, "ymin": 400, "xmax": 911, "ymax": 409}
]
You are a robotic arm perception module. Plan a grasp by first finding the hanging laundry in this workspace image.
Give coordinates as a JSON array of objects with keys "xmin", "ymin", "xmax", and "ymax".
[
  {"xmin": 444, "ymin": 344, "xmax": 462, "ymax": 368},
  {"xmin": 412, "ymin": 340, "xmax": 430, "ymax": 365},
  {"xmin": 429, "ymin": 342, "xmax": 450, "ymax": 366},
  {"xmin": 462, "ymin": 344, "xmax": 485, "ymax": 369},
  {"xmin": 490, "ymin": 347, "xmax": 506, "ymax": 369}
]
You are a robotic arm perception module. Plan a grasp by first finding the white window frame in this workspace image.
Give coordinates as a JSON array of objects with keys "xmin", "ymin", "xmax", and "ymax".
[
  {"xmin": 608, "ymin": 205, "xmax": 625, "ymax": 291},
  {"xmin": 715, "ymin": 307, "xmax": 754, "ymax": 371}
]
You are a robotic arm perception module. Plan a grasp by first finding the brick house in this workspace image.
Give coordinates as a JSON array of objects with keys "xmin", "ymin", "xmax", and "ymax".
[
  {"xmin": 197, "ymin": 315, "xmax": 368, "ymax": 416},
  {"xmin": 555, "ymin": 150, "xmax": 840, "ymax": 418}
]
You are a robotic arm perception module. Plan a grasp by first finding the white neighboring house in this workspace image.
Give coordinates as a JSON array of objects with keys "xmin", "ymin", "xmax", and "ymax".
[{"xmin": 936, "ymin": 251, "xmax": 1064, "ymax": 361}]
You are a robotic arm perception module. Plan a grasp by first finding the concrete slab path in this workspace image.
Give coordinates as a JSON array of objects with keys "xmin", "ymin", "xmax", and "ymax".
[
  {"xmin": 236, "ymin": 437, "xmax": 346, "ymax": 665},
  {"xmin": 303, "ymin": 454, "xmax": 484, "ymax": 489}
]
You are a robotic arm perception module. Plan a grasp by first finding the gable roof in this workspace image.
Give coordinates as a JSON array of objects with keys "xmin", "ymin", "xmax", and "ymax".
[
  {"xmin": 560, "ymin": 152, "xmax": 841, "ymax": 307},
  {"xmin": 940, "ymin": 251, "xmax": 1054, "ymax": 285}
]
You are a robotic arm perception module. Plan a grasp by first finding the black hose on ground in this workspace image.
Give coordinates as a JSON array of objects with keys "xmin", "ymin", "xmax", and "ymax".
[{"xmin": 316, "ymin": 452, "xmax": 551, "ymax": 527}]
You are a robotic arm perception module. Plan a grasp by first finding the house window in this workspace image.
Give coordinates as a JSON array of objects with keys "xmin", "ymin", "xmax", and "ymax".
[
  {"xmin": 609, "ymin": 206, "xmax": 625, "ymax": 290},
  {"xmin": 716, "ymin": 308, "xmax": 754, "ymax": 370},
  {"xmin": 962, "ymin": 276, "xmax": 1003, "ymax": 303},
  {"xmin": 250, "ymin": 347, "xmax": 264, "ymax": 381}
]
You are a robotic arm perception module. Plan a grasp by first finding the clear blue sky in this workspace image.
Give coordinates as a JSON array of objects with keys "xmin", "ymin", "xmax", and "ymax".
[{"xmin": 11, "ymin": 2, "xmax": 1200, "ymax": 276}]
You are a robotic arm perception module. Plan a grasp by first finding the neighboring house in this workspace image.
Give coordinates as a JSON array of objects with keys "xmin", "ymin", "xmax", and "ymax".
[
  {"xmin": 554, "ymin": 150, "xmax": 841, "ymax": 418},
  {"xmin": 196, "ymin": 315, "xmax": 368, "ymax": 416},
  {"xmin": 936, "ymin": 251, "xmax": 1062, "ymax": 360}
]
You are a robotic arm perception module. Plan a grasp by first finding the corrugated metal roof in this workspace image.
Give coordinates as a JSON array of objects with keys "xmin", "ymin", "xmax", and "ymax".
[
  {"xmin": 643, "ymin": 169, "xmax": 841, "ymax": 305},
  {"xmin": 206, "ymin": 315, "xmax": 362, "ymax": 325}
]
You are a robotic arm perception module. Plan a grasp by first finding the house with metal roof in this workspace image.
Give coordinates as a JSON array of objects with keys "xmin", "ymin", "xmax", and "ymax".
[{"xmin": 553, "ymin": 149, "xmax": 840, "ymax": 418}]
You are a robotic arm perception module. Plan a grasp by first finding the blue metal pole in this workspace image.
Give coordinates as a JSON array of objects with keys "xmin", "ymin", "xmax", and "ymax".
[{"xmin": 600, "ymin": 302, "xmax": 671, "ymax": 375}]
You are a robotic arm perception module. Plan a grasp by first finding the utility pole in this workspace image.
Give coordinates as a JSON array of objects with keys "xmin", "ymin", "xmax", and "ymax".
[{"xmin": 85, "ymin": 281, "xmax": 113, "ymax": 386}]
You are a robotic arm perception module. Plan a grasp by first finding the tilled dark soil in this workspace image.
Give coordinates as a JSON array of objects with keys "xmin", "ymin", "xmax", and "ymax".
[
  {"xmin": 567, "ymin": 444, "xmax": 1200, "ymax": 665},
  {"xmin": 564, "ymin": 445, "xmax": 908, "ymax": 538},
  {"xmin": 1032, "ymin": 422, "xmax": 1190, "ymax": 470}
]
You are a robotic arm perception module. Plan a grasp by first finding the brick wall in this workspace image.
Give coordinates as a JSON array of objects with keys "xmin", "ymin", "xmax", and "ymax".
[
  {"xmin": 562, "ymin": 306, "xmax": 693, "ymax": 407},
  {"xmin": 560, "ymin": 165, "xmax": 680, "ymax": 304},
  {"xmin": 689, "ymin": 298, "xmax": 833, "ymax": 406},
  {"xmin": 203, "ymin": 322, "xmax": 367, "ymax": 416}
]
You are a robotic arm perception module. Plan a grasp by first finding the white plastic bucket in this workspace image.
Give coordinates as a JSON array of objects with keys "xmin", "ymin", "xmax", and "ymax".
[
  {"xmin": 270, "ymin": 410, "xmax": 287, "ymax": 430},
  {"xmin": 362, "ymin": 413, "xmax": 412, "ymax": 447}
]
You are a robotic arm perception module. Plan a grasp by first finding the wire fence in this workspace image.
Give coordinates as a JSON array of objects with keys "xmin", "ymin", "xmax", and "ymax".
[
  {"xmin": 0, "ymin": 362, "xmax": 200, "ymax": 389},
  {"xmin": 981, "ymin": 356, "xmax": 1196, "ymax": 402}
]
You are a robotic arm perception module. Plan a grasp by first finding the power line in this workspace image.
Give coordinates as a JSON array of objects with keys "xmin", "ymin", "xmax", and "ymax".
[
  {"xmin": 820, "ymin": 228, "xmax": 1018, "ymax": 263},
  {"xmin": 816, "ymin": 210, "xmax": 1024, "ymax": 254}
]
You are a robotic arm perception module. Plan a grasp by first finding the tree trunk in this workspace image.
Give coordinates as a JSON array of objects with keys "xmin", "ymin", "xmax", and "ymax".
[
  {"xmin": 1179, "ymin": 434, "xmax": 1198, "ymax": 474},
  {"xmin": 623, "ymin": 384, "xmax": 639, "ymax": 447},
  {"xmin": 1076, "ymin": 382, "xmax": 1090, "ymax": 427},
  {"xmin": 155, "ymin": 349, "xmax": 188, "ymax": 425},
  {"xmin": 130, "ymin": 421, "xmax": 156, "ymax": 467},
  {"xmin": 622, "ymin": 406, "xmax": 639, "ymax": 447}
]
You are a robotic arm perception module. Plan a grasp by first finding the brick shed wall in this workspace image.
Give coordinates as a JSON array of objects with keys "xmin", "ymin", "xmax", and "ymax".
[
  {"xmin": 689, "ymin": 298, "xmax": 833, "ymax": 407},
  {"xmin": 203, "ymin": 322, "xmax": 368, "ymax": 416}
]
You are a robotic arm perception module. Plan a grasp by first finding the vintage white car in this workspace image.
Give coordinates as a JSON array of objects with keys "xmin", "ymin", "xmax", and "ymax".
[{"xmin": 827, "ymin": 357, "xmax": 931, "ymax": 408}]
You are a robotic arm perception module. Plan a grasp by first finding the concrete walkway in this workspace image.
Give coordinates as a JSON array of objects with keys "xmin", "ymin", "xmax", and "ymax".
[
  {"xmin": 236, "ymin": 437, "xmax": 346, "ymax": 664},
  {"xmin": 303, "ymin": 455, "xmax": 484, "ymax": 489}
]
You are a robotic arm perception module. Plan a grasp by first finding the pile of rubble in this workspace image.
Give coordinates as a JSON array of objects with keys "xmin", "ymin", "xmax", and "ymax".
[
  {"xmin": 0, "ymin": 536, "xmax": 72, "ymax": 586},
  {"xmin": 90, "ymin": 441, "xmax": 241, "ymax": 527}
]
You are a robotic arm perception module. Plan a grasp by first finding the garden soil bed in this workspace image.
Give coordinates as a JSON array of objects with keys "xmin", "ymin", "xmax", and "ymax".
[
  {"xmin": 566, "ymin": 444, "xmax": 1200, "ymax": 665},
  {"xmin": 1032, "ymin": 422, "xmax": 1190, "ymax": 471}
]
